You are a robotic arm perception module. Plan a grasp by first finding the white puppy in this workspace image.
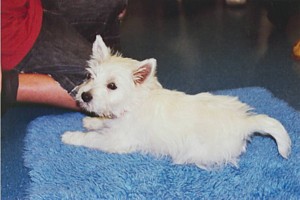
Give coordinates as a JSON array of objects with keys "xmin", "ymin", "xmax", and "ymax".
[{"xmin": 62, "ymin": 35, "xmax": 291, "ymax": 169}]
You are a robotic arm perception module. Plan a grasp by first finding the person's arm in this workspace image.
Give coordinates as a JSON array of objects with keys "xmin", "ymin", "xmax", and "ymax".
[{"xmin": 17, "ymin": 73, "xmax": 79, "ymax": 110}]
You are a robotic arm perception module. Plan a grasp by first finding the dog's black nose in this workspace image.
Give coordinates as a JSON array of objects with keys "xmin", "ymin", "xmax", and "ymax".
[{"xmin": 81, "ymin": 92, "xmax": 93, "ymax": 103}]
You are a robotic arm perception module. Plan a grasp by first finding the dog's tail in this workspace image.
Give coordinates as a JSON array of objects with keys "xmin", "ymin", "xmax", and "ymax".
[{"xmin": 249, "ymin": 114, "xmax": 291, "ymax": 158}]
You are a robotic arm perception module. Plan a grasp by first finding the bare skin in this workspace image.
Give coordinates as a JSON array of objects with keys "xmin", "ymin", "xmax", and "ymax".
[{"xmin": 16, "ymin": 73, "xmax": 79, "ymax": 110}]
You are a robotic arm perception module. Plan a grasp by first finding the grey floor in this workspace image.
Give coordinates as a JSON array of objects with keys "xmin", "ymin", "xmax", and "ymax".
[
  {"xmin": 121, "ymin": 0, "xmax": 300, "ymax": 109},
  {"xmin": 2, "ymin": 0, "xmax": 300, "ymax": 199}
]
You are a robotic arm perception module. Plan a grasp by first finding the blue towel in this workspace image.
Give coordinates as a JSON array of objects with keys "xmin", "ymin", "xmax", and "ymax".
[{"xmin": 24, "ymin": 87, "xmax": 300, "ymax": 199}]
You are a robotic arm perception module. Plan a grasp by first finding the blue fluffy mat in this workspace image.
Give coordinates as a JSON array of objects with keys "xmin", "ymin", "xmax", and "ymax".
[{"xmin": 24, "ymin": 87, "xmax": 300, "ymax": 199}]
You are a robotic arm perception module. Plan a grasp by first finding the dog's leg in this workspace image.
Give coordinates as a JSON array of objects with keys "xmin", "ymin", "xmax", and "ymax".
[
  {"xmin": 61, "ymin": 131, "xmax": 138, "ymax": 154},
  {"xmin": 82, "ymin": 116, "xmax": 105, "ymax": 130}
]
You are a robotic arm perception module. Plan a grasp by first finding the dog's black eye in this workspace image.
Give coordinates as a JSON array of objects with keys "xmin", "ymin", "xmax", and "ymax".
[
  {"xmin": 86, "ymin": 73, "xmax": 92, "ymax": 80},
  {"xmin": 107, "ymin": 82, "xmax": 117, "ymax": 90}
]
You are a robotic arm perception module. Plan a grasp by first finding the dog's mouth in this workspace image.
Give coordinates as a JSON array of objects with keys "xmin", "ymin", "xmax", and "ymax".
[
  {"xmin": 82, "ymin": 109, "xmax": 117, "ymax": 119},
  {"xmin": 97, "ymin": 113, "xmax": 117, "ymax": 119},
  {"xmin": 77, "ymin": 101, "xmax": 117, "ymax": 119}
]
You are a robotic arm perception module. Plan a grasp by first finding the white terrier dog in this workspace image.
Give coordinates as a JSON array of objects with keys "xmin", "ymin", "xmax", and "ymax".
[{"xmin": 62, "ymin": 35, "xmax": 291, "ymax": 169}]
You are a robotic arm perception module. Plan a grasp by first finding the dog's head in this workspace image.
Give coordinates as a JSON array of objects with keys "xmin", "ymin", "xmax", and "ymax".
[{"xmin": 75, "ymin": 35, "xmax": 161, "ymax": 118}]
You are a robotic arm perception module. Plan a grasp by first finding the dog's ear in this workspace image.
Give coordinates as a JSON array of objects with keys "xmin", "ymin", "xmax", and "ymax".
[
  {"xmin": 133, "ymin": 58, "xmax": 157, "ymax": 85},
  {"xmin": 92, "ymin": 35, "xmax": 110, "ymax": 62}
]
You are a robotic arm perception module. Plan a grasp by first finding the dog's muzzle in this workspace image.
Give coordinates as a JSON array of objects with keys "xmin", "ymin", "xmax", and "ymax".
[{"xmin": 81, "ymin": 92, "xmax": 93, "ymax": 103}]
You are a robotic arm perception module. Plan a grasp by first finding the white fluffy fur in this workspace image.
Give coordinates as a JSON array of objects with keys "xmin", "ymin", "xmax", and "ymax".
[{"xmin": 62, "ymin": 35, "xmax": 291, "ymax": 169}]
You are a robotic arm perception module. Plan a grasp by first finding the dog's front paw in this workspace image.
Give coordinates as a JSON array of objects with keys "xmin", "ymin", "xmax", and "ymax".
[
  {"xmin": 83, "ymin": 117, "xmax": 104, "ymax": 130},
  {"xmin": 62, "ymin": 131, "xmax": 85, "ymax": 146}
]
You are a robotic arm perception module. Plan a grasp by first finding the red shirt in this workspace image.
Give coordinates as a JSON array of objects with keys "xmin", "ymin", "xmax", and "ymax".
[{"xmin": 1, "ymin": 0, "xmax": 43, "ymax": 71}]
